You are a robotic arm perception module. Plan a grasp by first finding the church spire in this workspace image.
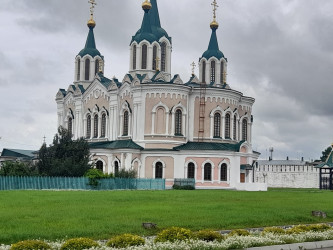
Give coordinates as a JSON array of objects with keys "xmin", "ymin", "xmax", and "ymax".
[
  {"xmin": 202, "ymin": 0, "xmax": 224, "ymax": 60},
  {"xmin": 78, "ymin": 0, "xmax": 101, "ymax": 58}
]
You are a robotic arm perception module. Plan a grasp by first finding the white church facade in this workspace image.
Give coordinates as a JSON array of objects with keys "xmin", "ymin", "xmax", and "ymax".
[{"xmin": 56, "ymin": 0, "xmax": 266, "ymax": 190}]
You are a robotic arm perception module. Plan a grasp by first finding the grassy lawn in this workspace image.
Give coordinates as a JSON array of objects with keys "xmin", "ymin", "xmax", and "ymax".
[{"xmin": 0, "ymin": 189, "xmax": 332, "ymax": 244}]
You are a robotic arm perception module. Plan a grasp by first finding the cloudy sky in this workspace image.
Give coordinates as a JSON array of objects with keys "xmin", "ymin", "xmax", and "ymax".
[{"xmin": 0, "ymin": 0, "xmax": 332, "ymax": 161}]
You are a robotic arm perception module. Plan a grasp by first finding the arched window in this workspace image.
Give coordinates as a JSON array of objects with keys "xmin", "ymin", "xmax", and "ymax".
[
  {"xmin": 141, "ymin": 44, "xmax": 147, "ymax": 69},
  {"xmin": 242, "ymin": 119, "xmax": 248, "ymax": 141},
  {"xmin": 220, "ymin": 163, "xmax": 227, "ymax": 181},
  {"xmin": 101, "ymin": 113, "xmax": 106, "ymax": 138},
  {"xmin": 86, "ymin": 115, "xmax": 91, "ymax": 138},
  {"xmin": 123, "ymin": 111, "xmax": 129, "ymax": 136},
  {"xmin": 85, "ymin": 58, "xmax": 90, "ymax": 80},
  {"xmin": 114, "ymin": 161, "xmax": 119, "ymax": 175},
  {"xmin": 155, "ymin": 161, "xmax": 163, "ymax": 179},
  {"xmin": 161, "ymin": 42, "xmax": 167, "ymax": 72},
  {"xmin": 213, "ymin": 113, "xmax": 221, "ymax": 138},
  {"xmin": 210, "ymin": 60, "xmax": 216, "ymax": 83},
  {"xmin": 175, "ymin": 109, "xmax": 182, "ymax": 136},
  {"xmin": 225, "ymin": 113, "xmax": 231, "ymax": 139},
  {"xmin": 94, "ymin": 114, "xmax": 98, "ymax": 138},
  {"xmin": 152, "ymin": 45, "xmax": 157, "ymax": 70},
  {"xmin": 187, "ymin": 162, "xmax": 195, "ymax": 179},
  {"xmin": 133, "ymin": 45, "xmax": 137, "ymax": 70},
  {"xmin": 96, "ymin": 160, "xmax": 103, "ymax": 171},
  {"xmin": 204, "ymin": 163, "xmax": 212, "ymax": 181},
  {"xmin": 233, "ymin": 115, "xmax": 237, "ymax": 140},
  {"xmin": 95, "ymin": 59, "xmax": 99, "ymax": 75},
  {"xmin": 202, "ymin": 61, "xmax": 206, "ymax": 83},
  {"xmin": 220, "ymin": 61, "xmax": 224, "ymax": 84},
  {"xmin": 76, "ymin": 59, "xmax": 80, "ymax": 81},
  {"xmin": 68, "ymin": 117, "xmax": 73, "ymax": 135}
]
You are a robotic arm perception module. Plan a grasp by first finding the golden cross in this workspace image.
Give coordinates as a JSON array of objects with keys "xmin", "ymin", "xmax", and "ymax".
[
  {"xmin": 211, "ymin": 0, "xmax": 219, "ymax": 21},
  {"xmin": 191, "ymin": 62, "xmax": 196, "ymax": 76},
  {"xmin": 88, "ymin": 0, "xmax": 97, "ymax": 18},
  {"xmin": 155, "ymin": 56, "xmax": 160, "ymax": 71}
]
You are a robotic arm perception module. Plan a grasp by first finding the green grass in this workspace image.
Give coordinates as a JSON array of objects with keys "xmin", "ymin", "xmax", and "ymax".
[{"xmin": 0, "ymin": 189, "xmax": 332, "ymax": 244}]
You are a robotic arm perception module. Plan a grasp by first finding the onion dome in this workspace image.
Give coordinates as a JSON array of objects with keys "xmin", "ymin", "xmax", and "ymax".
[
  {"xmin": 78, "ymin": 19, "xmax": 101, "ymax": 58},
  {"xmin": 201, "ymin": 21, "xmax": 225, "ymax": 60},
  {"xmin": 131, "ymin": 0, "xmax": 171, "ymax": 44}
]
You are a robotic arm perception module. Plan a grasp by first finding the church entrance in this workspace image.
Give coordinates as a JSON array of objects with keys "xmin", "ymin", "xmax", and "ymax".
[{"xmin": 240, "ymin": 173, "xmax": 245, "ymax": 183}]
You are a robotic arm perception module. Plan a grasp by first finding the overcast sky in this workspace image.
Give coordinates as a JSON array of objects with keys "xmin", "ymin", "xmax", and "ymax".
[{"xmin": 0, "ymin": 0, "xmax": 332, "ymax": 161}]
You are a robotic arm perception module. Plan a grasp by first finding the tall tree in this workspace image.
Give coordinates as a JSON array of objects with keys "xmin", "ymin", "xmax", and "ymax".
[
  {"xmin": 0, "ymin": 161, "xmax": 38, "ymax": 176},
  {"xmin": 320, "ymin": 146, "xmax": 332, "ymax": 162},
  {"xmin": 37, "ymin": 127, "xmax": 92, "ymax": 177}
]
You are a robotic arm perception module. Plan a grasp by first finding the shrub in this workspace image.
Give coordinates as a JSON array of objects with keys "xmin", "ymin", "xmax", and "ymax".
[
  {"xmin": 60, "ymin": 237, "xmax": 99, "ymax": 250},
  {"xmin": 262, "ymin": 227, "xmax": 286, "ymax": 235},
  {"xmin": 195, "ymin": 229, "xmax": 224, "ymax": 242},
  {"xmin": 85, "ymin": 168, "xmax": 107, "ymax": 187},
  {"xmin": 155, "ymin": 227, "xmax": 194, "ymax": 243},
  {"xmin": 308, "ymin": 224, "xmax": 331, "ymax": 232},
  {"xmin": 228, "ymin": 229, "xmax": 250, "ymax": 237},
  {"xmin": 286, "ymin": 224, "xmax": 332, "ymax": 234},
  {"xmin": 115, "ymin": 169, "xmax": 137, "ymax": 178},
  {"xmin": 107, "ymin": 234, "xmax": 145, "ymax": 248},
  {"xmin": 11, "ymin": 240, "xmax": 51, "ymax": 250},
  {"xmin": 172, "ymin": 184, "xmax": 195, "ymax": 190}
]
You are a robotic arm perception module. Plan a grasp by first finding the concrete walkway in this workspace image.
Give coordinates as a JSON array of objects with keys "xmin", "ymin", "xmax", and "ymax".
[{"xmin": 247, "ymin": 239, "xmax": 333, "ymax": 250}]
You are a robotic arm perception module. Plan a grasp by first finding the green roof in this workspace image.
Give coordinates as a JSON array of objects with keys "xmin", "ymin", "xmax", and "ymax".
[
  {"xmin": 1, "ymin": 148, "xmax": 36, "ymax": 159},
  {"xmin": 131, "ymin": 0, "xmax": 171, "ymax": 44},
  {"xmin": 316, "ymin": 149, "xmax": 333, "ymax": 168},
  {"xmin": 174, "ymin": 141, "xmax": 245, "ymax": 152},
  {"xmin": 201, "ymin": 27, "xmax": 225, "ymax": 60},
  {"xmin": 89, "ymin": 140, "xmax": 143, "ymax": 150},
  {"xmin": 78, "ymin": 27, "xmax": 101, "ymax": 58}
]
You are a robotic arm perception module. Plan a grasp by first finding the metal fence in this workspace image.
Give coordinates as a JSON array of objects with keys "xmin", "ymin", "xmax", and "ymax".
[{"xmin": 0, "ymin": 176, "xmax": 165, "ymax": 191}]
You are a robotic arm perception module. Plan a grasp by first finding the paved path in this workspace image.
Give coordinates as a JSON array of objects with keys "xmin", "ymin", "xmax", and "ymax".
[{"xmin": 247, "ymin": 240, "xmax": 333, "ymax": 250}]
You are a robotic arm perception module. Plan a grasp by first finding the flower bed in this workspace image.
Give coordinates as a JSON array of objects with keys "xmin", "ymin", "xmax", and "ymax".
[{"xmin": 1, "ymin": 224, "xmax": 333, "ymax": 250}]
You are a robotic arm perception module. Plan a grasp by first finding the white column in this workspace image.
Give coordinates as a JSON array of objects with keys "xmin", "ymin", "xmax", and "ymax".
[
  {"xmin": 230, "ymin": 117, "xmax": 234, "ymax": 140},
  {"xmin": 165, "ymin": 111, "xmax": 169, "ymax": 135},
  {"xmin": 147, "ymin": 45, "xmax": 153, "ymax": 70},
  {"xmin": 222, "ymin": 116, "xmax": 225, "ymax": 139},
  {"xmin": 151, "ymin": 112, "xmax": 155, "ymax": 134},
  {"xmin": 171, "ymin": 112, "xmax": 175, "ymax": 135},
  {"xmin": 182, "ymin": 113, "xmax": 186, "ymax": 136},
  {"xmin": 210, "ymin": 115, "xmax": 213, "ymax": 138}
]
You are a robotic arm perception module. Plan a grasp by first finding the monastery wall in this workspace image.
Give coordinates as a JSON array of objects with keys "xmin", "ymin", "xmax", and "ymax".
[{"xmin": 254, "ymin": 165, "xmax": 320, "ymax": 188}]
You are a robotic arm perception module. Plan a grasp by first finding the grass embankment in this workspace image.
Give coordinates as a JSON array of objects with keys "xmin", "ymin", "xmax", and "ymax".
[{"xmin": 0, "ymin": 189, "xmax": 331, "ymax": 244}]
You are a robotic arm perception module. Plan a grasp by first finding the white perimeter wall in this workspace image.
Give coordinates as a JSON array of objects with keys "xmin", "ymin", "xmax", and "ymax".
[{"xmin": 255, "ymin": 165, "xmax": 320, "ymax": 188}]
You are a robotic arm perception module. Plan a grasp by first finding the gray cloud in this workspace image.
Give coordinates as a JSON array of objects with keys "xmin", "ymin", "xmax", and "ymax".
[{"xmin": 1, "ymin": 0, "xmax": 333, "ymax": 160}]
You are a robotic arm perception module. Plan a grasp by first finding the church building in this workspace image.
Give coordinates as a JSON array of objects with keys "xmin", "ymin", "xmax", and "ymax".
[{"xmin": 56, "ymin": 0, "xmax": 265, "ymax": 190}]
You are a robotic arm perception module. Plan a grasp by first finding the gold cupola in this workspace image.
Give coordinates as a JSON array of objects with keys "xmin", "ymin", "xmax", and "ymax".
[{"xmin": 142, "ymin": 0, "xmax": 152, "ymax": 10}]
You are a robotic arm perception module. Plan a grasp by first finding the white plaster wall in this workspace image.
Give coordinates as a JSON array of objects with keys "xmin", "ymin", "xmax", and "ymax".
[{"xmin": 255, "ymin": 166, "xmax": 320, "ymax": 188}]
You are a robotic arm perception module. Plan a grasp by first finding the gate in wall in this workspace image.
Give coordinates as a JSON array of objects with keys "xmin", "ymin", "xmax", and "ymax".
[{"xmin": 319, "ymin": 168, "xmax": 333, "ymax": 190}]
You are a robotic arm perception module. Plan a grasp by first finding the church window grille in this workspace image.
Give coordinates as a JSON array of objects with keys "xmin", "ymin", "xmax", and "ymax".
[
  {"xmin": 142, "ymin": 44, "xmax": 148, "ymax": 69},
  {"xmin": 225, "ymin": 113, "xmax": 231, "ymax": 139},
  {"xmin": 68, "ymin": 117, "xmax": 73, "ymax": 135},
  {"xmin": 155, "ymin": 162, "xmax": 163, "ymax": 179},
  {"xmin": 96, "ymin": 160, "xmax": 103, "ymax": 171},
  {"xmin": 213, "ymin": 113, "xmax": 221, "ymax": 138},
  {"xmin": 85, "ymin": 58, "xmax": 90, "ymax": 80},
  {"xmin": 123, "ymin": 111, "xmax": 129, "ymax": 136},
  {"xmin": 86, "ymin": 115, "xmax": 91, "ymax": 138},
  {"xmin": 220, "ymin": 61, "xmax": 224, "ymax": 84},
  {"xmin": 95, "ymin": 59, "xmax": 99, "ymax": 75},
  {"xmin": 101, "ymin": 114, "xmax": 106, "ymax": 138},
  {"xmin": 233, "ymin": 115, "xmax": 237, "ymax": 140},
  {"xmin": 94, "ymin": 114, "xmax": 98, "ymax": 138},
  {"xmin": 211, "ymin": 61, "xmax": 216, "ymax": 83},
  {"xmin": 161, "ymin": 42, "xmax": 167, "ymax": 72},
  {"xmin": 133, "ymin": 45, "xmax": 137, "ymax": 70},
  {"xmin": 188, "ymin": 162, "xmax": 195, "ymax": 179},
  {"xmin": 175, "ymin": 109, "xmax": 182, "ymax": 136},
  {"xmin": 152, "ymin": 45, "xmax": 157, "ymax": 70},
  {"xmin": 202, "ymin": 61, "xmax": 206, "ymax": 83},
  {"xmin": 114, "ymin": 161, "xmax": 119, "ymax": 175},
  {"xmin": 77, "ymin": 59, "xmax": 80, "ymax": 81},
  {"xmin": 221, "ymin": 163, "xmax": 227, "ymax": 181},
  {"xmin": 204, "ymin": 163, "xmax": 212, "ymax": 181},
  {"xmin": 242, "ymin": 119, "xmax": 248, "ymax": 141}
]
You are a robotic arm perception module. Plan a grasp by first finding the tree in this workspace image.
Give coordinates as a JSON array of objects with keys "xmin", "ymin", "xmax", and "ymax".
[
  {"xmin": 37, "ymin": 127, "xmax": 92, "ymax": 177},
  {"xmin": 0, "ymin": 161, "xmax": 38, "ymax": 176},
  {"xmin": 320, "ymin": 146, "xmax": 332, "ymax": 162}
]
